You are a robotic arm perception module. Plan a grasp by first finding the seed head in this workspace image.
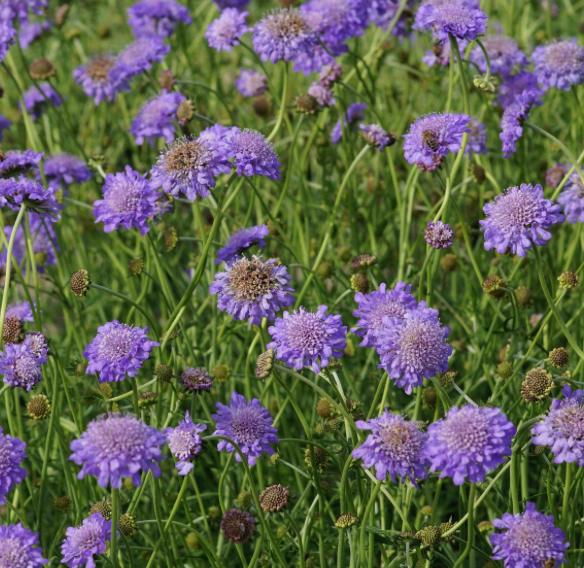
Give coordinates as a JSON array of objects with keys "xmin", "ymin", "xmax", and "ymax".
[
  {"xmin": 27, "ymin": 394, "xmax": 51, "ymax": 420},
  {"xmin": 177, "ymin": 99, "xmax": 194, "ymax": 126},
  {"xmin": 549, "ymin": 347, "xmax": 569, "ymax": 369},
  {"xmin": 89, "ymin": 500, "xmax": 112, "ymax": 521},
  {"xmin": 129, "ymin": 258, "xmax": 145, "ymax": 276},
  {"xmin": 253, "ymin": 95, "xmax": 271, "ymax": 117},
  {"xmin": 439, "ymin": 521, "xmax": 455, "ymax": 543},
  {"xmin": 158, "ymin": 70, "xmax": 176, "ymax": 91},
  {"xmin": 498, "ymin": 344, "xmax": 510, "ymax": 363},
  {"xmin": 315, "ymin": 422, "xmax": 326, "ymax": 435},
  {"xmin": 305, "ymin": 446, "xmax": 329, "ymax": 473},
  {"xmin": 399, "ymin": 530, "xmax": 420, "ymax": 543},
  {"xmin": 138, "ymin": 391, "xmax": 158, "ymax": 408},
  {"xmin": 558, "ymin": 271, "xmax": 579, "ymax": 290},
  {"xmin": 350, "ymin": 273, "xmax": 369, "ymax": 293},
  {"xmin": 155, "ymin": 364, "xmax": 173, "ymax": 383},
  {"xmin": 497, "ymin": 362, "xmax": 513, "ymax": 379},
  {"xmin": 54, "ymin": 495, "xmax": 72, "ymax": 513},
  {"xmin": 3, "ymin": 316, "xmax": 23, "ymax": 345},
  {"xmin": 316, "ymin": 261, "xmax": 334, "ymax": 279},
  {"xmin": 351, "ymin": 253, "xmax": 378, "ymax": 272},
  {"xmin": 317, "ymin": 398, "xmax": 335, "ymax": 419},
  {"xmin": 163, "ymin": 227, "xmax": 178, "ymax": 251},
  {"xmin": 439, "ymin": 370, "xmax": 457, "ymax": 388},
  {"xmin": 30, "ymin": 58, "xmax": 56, "ymax": 80},
  {"xmin": 186, "ymin": 533, "xmax": 200, "ymax": 549},
  {"xmin": 276, "ymin": 525, "xmax": 287, "ymax": 538},
  {"xmin": 70, "ymin": 269, "xmax": 91, "ymax": 297},
  {"xmin": 534, "ymin": 444, "xmax": 547, "ymax": 455},
  {"xmin": 521, "ymin": 368, "xmax": 553, "ymax": 403},
  {"xmin": 270, "ymin": 452, "xmax": 280, "ymax": 466},
  {"xmin": 441, "ymin": 253, "xmax": 458, "ymax": 272},
  {"xmin": 335, "ymin": 513, "xmax": 359, "ymax": 528},
  {"xmin": 221, "ymin": 509, "xmax": 254, "ymax": 544},
  {"xmin": 212, "ymin": 364, "xmax": 230, "ymax": 383},
  {"xmin": 237, "ymin": 490, "xmax": 252, "ymax": 508},
  {"xmin": 418, "ymin": 525, "xmax": 442, "ymax": 547},
  {"xmin": 324, "ymin": 418, "xmax": 342, "ymax": 433},
  {"xmin": 256, "ymin": 348, "xmax": 274, "ymax": 379},
  {"xmin": 515, "ymin": 286, "xmax": 533, "ymax": 308},
  {"xmin": 208, "ymin": 506, "xmax": 221, "ymax": 521},
  {"xmin": 259, "ymin": 484, "xmax": 289, "ymax": 512},
  {"xmin": 473, "ymin": 73, "xmax": 498, "ymax": 94},
  {"xmin": 181, "ymin": 367, "xmax": 213, "ymax": 392},
  {"xmin": 470, "ymin": 162, "xmax": 486, "ymax": 184},
  {"xmin": 71, "ymin": 359, "xmax": 88, "ymax": 377},
  {"xmin": 422, "ymin": 387, "xmax": 437, "ymax": 407},
  {"xmin": 119, "ymin": 514, "xmax": 138, "ymax": 537},
  {"xmin": 295, "ymin": 94, "xmax": 319, "ymax": 115},
  {"xmin": 482, "ymin": 274, "xmax": 507, "ymax": 298},
  {"xmin": 346, "ymin": 398, "xmax": 365, "ymax": 422},
  {"xmin": 337, "ymin": 246, "xmax": 352, "ymax": 262}
]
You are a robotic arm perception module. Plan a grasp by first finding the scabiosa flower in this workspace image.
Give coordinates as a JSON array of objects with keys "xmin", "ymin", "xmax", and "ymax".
[
  {"xmin": 422, "ymin": 39, "xmax": 455, "ymax": 67},
  {"xmin": 83, "ymin": 320, "xmax": 159, "ymax": 383},
  {"xmin": 0, "ymin": 342, "xmax": 46, "ymax": 391},
  {"xmin": 0, "ymin": 149, "xmax": 42, "ymax": 178},
  {"xmin": 127, "ymin": 0, "xmax": 191, "ymax": 38},
  {"xmin": 235, "ymin": 69, "xmax": 267, "ymax": 97},
  {"xmin": 0, "ymin": 114, "xmax": 12, "ymax": 141},
  {"xmin": 0, "ymin": 19, "xmax": 17, "ymax": 64},
  {"xmin": 532, "ymin": 38, "xmax": 584, "ymax": 92},
  {"xmin": 499, "ymin": 89, "xmax": 540, "ymax": 158},
  {"xmin": 558, "ymin": 172, "xmax": 584, "ymax": 224},
  {"xmin": 70, "ymin": 413, "xmax": 165, "ymax": 487},
  {"xmin": 221, "ymin": 509, "xmax": 254, "ymax": 544},
  {"xmin": 352, "ymin": 411, "xmax": 429, "ymax": 484},
  {"xmin": 330, "ymin": 102, "xmax": 367, "ymax": 144},
  {"xmin": 308, "ymin": 82, "xmax": 335, "ymax": 107},
  {"xmin": 546, "ymin": 163, "xmax": 569, "ymax": 189},
  {"xmin": 19, "ymin": 19, "xmax": 51, "ymax": 50},
  {"xmin": 403, "ymin": 112, "xmax": 470, "ymax": 170},
  {"xmin": 267, "ymin": 305, "xmax": 347, "ymax": 373},
  {"xmin": 423, "ymin": 405, "xmax": 516, "ymax": 485},
  {"xmin": 19, "ymin": 82, "xmax": 61, "ymax": 121},
  {"xmin": 215, "ymin": 224, "xmax": 269, "ymax": 265},
  {"xmin": 24, "ymin": 331, "xmax": 48, "ymax": 359},
  {"xmin": 469, "ymin": 35, "xmax": 528, "ymax": 77},
  {"xmin": 0, "ymin": 524, "xmax": 46, "ymax": 567},
  {"xmin": 480, "ymin": 183, "xmax": 564, "ymax": 257},
  {"xmin": 0, "ymin": 428, "xmax": 27, "ymax": 505},
  {"xmin": 465, "ymin": 118, "xmax": 487, "ymax": 156},
  {"xmin": 205, "ymin": 8, "xmax": 249, "ymax": 52},
  {"xmin": 425, "ymin": 221, "xmax": 454, "ymax": 248},
  {"xmin": 73, "ymin": 53, "xmax": 129, "ymax": 105},
  {"xmin": 369, "ymin": 0, "xmax": 413, "ymax": 37},
  {"xmin": 230, "ymin": 129, "xmax": 282, "ymax": 180},
  {"xmin": 252, "ymin": 8, "xmax": 317, "ymax": 64},
  {"xmin": 150, "ymin": 135, "xmax": 232, "ymax": 201},
  {"xmin": 6, "ymin": 301, "xmax": 34, "ymax": 322},
  {"xmin": 42, "ymin": 153, "xmax": 93, "ymax": 190},
  {"xmin": 210, "ymin": 256, "xmax": 295, "ymax": 325},
  {"xmin": 212, "ymin": 391, "xmax": 278, "ymax": 465},
  {"xmin": 319, "ymin": 62, "xmax": 342, "ymax": 86},
  {"xmin": 0, "ymin": 177, "xmax": 61, "ymax": 218},
  {"xmin": 360, "ymin": 124, "xmax": 394, "ymax": 151},
  {"xmin": 181, "ymin": 367, "xmax": 213, "ymax": 392},
  {"xmin": 60, "ymin": 512, "xmax": 111, "ymax": 568},
  {"xmin": 413, "ymin": 0, "xmax": 488, "ymax": 42},
  {"xmin": 130, "ymin": 91, "xmax": 185, "ymax": 146},
  {"xmin": 112, "ymin": 36, "xmax": 170, "ymax": 82},
  {"xmin": 490, "ymin": 503, "xmax": 569, "ymax": 568},
  {"xmin": 198, "ymin": 123, "xmax": 239, "ymax": 154},
  {"xmin": 165, "ymin": 410, "xmax": 207, "ymax": 475}
]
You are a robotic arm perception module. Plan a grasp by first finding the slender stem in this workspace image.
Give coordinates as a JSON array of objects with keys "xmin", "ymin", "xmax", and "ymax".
[
  {"xmin": 131, "ymin": 377, "xmax": 140, "ymax": 417},
  {"xmin": 111, "ymin": 488, "xmax": 120, "ymax": 568},
  {"xmin": 452, "ymin": 484, "xmax": 475, "ymax": 568},
  {"xmin": 562, "ymin": 463, "xmax": 572, "ymax": 534},
  {"xmin": 268, "ymin": 63, "xmax": 289, "ymax": 142},
  {"xmin": 473, "ymin": 38, "xmax": 492, "ymax": 82},
  {"xmin": 360, "ymin": 480, "xmax": 382, "ymax": 568}
]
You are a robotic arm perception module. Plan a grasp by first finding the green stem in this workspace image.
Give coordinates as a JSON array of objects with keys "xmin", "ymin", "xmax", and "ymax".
[
  {"xmin": 360, "ymin": 480, "xmax": 382, "ymax": 568},
  {"xmin": 473, "ymin": 38, "xmax": 492, "ymax": 82},
  {"xmin": 131, "ymin": 377, "xmax": 140, "ymax": 417},
  {"xmin": 562, "ymin": 463, "xmax": 573, "ymax": 534},
  {"xmin": 452, "ymin": 484, "xmax": 476, "ymax": 568},
  {"xmin": 111, "ymin": 488, "xmax": 120, "ymax": 567},
  {"xmin": 268, "ymin": 63, "xmax": 289, "ymax": 142}
]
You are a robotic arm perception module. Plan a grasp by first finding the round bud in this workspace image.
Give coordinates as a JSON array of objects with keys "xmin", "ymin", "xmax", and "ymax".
[
  {"xmin": 316, "ymin": 398, "xmax": 335, "ymax": 419},
  {"xmin": 521, "ymin": 368, "xmax": 553, "ymax": 404},
  {"xmin": 89, "ymin": 500, "xmax": 112, "ymax": 521},
  {"xmin": 399, "ymin": 531, "xmax": 420, "ymax": 543},
  {"xmin": 155, "ymin": 364, "xmax": 173, "ymax": 383},
  {"xmin": 422, "ymin": 387, "xmax": 437, "ymax": 408},
  {"xmin": 514, "ymin": 286, "xmax": 533, "ymax": 309},
  {"xmin": 419, "ymin": 525, "xmax": 442, "ymax": 547},
  {"xmin": 314, "ymin": 422, "xmax": 326, "ymax": 435},
  {"xmin": 208, "ymin": 506, "xmax": 221, "ymax": 521},
  {"xmin": 549, "ymin": 347, "xmax": 569, "ymax": 369},
  {"xmin": 497, "ymin": 362, "xmax": 513, "ymax": 379},
  {"xmin": 420, "ymin": 505, "xmax": 432, "ymax": 516},
  {"xmin": 70, "ymin": 269, "xmax": 91, "ymax": 298},
  {"xmin": 337, "ymin": 246, "xmax": 352, "ymax": 262},
  {"xmin": 534, "ymin": 445, "xmax": 547, "ymax": 455},
  {"xmin": 256, "ymin": 349, "xmax": 274, "ymax": 379},
  {"xmin": 316, "ymin": 261, "xmax": 334, "ymax": 279},
  {"xmin": 29, "ymin": 58, "xmax": 56, "ymax": 80},
  {"xmin": 158, "ymin": 69, "xmax": 176, "ymax": 91},
  {"xmin": 482, "ymin": 274, "xmax": 507, "ymax": 298},
  {"xmin": 54, "ymin": 496, "xmax": 72, "ymax": 513},
  {"xmin": 558, "ymin": 271, "xmax": 579, "ymax": 290},
  {"xmin": 129, "ymin": 258, "xmax": 145, "ymax": 276},
  {"xmin": 27, "ymin": 394, "xmax": 51, "ymax": 420},
  {"xmin": 177, "ymin": 99, "xmax": 194, "ymax": 126},
  {"xmin": 498, "ymin": 344, "xmax": 510, "ymax": 363},
  {"xmin": 186, "ymin": 533, "xmax": 200, "ymax": 549},
  {"xmin": 212, "ymin": 364, "xmax": 230, "ymax": 384},
  {"xmin": 441, "ymin": 253, "xmax": 458, "ymax": 272},
  {"xmin": 477, "ymin": 520, "xmax": 493, "ymax": 532},
  {"xmin": 335, "ymin": 513, "xmax": 359, "ymax": 528},
  {"xmin": 470, "ymin": 162, "xmax": 486, "ymax": 184},
  {"xmin": 138, "ymin": 391, "xmax": 158, "ymax": 408},
  {"xmin": 270, "ymin": 452, "xmax": 280, "ymax": 466},
  {"xmin": 324, "ymin": 418, "xmax": 341, "ymax": 433},
  {"xmin": 276, "ymin": 525, "xmax": 287, "ymax": 538},
  {"xmin": 237, "ymin": 490, "xmax": 252, "ymax": 508},
  {"xmin": 439, "ymin": 521, "xmax": 455, "ymax": 543},
  {"xmin": 304, "ymin": 446, "xmax": 329, "ymax": 473},
  {"xmin": 350, "ymin": 273, "xmax": 369, "ymax": 293},
  {"xmin": 439, "ymin": 370, "xmax": 457, "ymax": 388},
  {"xmin": 118, "ymin": 514, "xmax": 138, "ymax": 537},
  {"xmin": 72, "ymin": 359, "xmax": 88, "ymax": 377},
  {"xmin": 3, "ymin": 316, "xmax": 23, "ymax": 345},
  {"xmin": 163, "ymin": 227, "xmax": 178, "ymax": 251},
  {"xmin": 295, "ymin": 94, "xmax": 319, "ymax": 115},
  {"xmin": 252, "ymin": 95, "xmax": 271, "ymax": 117}
]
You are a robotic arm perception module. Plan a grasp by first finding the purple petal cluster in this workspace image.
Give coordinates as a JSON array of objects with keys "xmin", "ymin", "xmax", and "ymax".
[
  {"xmin": 465, "ymin": 118, "xmax": 487, "ymax": 156},
  {"xmin": 212, "ymin": 391, "xmax": 278, "ymax": 466},
  {"xmin": 42, "ymin": 153, "xmax": 93, "ymax": 190},
  {"xmin": 469, "ymin": 35, "xmax": 527, "ymax": 77},
  {"xmin": 0, "ymin": 427, "xmax": 27, "ymax": 504},
  {"xmin": 205, "ymin": 8, "xmax": 249, "ymax": 52},
  {"xmin": 112, "ymin": 36, "xmax": 170, "ymax": 83},
  {"xmin": 360, "ymin": 124, "xmax": 392, "ymax": 151},
  {"xmin": 0, "ymin": 523, "xmax": 46, "ymax": 567},
  {"xmin": 308, "ymin": 82, "xmax": 335, "ymax": 107},
  {"xmin": 353, "ymin": 411, "xmax": 429, "ymax": 484},
  {"xmin": 230, "ymin": 129, "xmax": 282, "ymax": 180},
  {"xmin": 70, "ymin": 413, "xmax": 166, "ymax": 487},
  {"xmin": 425, "ymin": 220, "xmax": 454, "ymax": 248},
  {"xmin": 215, "ymin": 224, "xmax": 269, "ymax": 265},
  {"xmin": 19, "ymin": 19, "xmax": 51, "ymax": 49},
  {"xmin": 331, "ymin": 102, "xmax": 367, "ymax": 144},
  {"xmin": 24, "ymin": 331, "xmax": 48, "ymax": 359},
  {"xmin": 235, "ymin": 69, "xmax": 267, "ymax": 97},
  {"xmin": 267, "ymin": 305, "xmax": 347, "ymax": 373},
  {"xmin": 490, "ymin": 503, "xmax": 569, "ymax": 568},
  {"xmin": 0, "ymin": 148, "xmax": 42, "ymax": 178},
  {"xmin": 83, "ymin": 320, "xmax": 159, "ymax": 383},
  {"xmin": 210, "ymin": 256, "xmax": 295, "ymax": 325},
  {"xmin": 532, "ymin": 38, "xmax": 584, "ymax": 92},
  {"xmin": 0, "ymin": 177, "xmax": 62, "ymax": 218},
  {"xmin": 20, "ymin": 82, "xmax": 61, "ymax": 121},
  {"xmin": 0, "ymin": 342, "xmax": 47, "ymax": 390},
  {"xmin": 498, "ymin": 72, "xmax": 542, "ymax": 110},
  {"xmin": 558, "ymin": 172, "xmax": 584, "ymax": 224},
  {"xmin": 6, "ymin": 301, "xmax": 34, "ymax": 322},
  {"xmin": 0, "ymin": 19, "xmax": 16, "ymax": 64},
  {"xmin": 73, "ymin": 54, "xmax": 130, "ymax": 105},
  {"xmin": 424, "ymin": 405, "xmax": 516, "ymax": 485},
  {"xmin": 130, "ymin": 91, "xmax": 185, "ymax": 146},
  {"xmin": 127, "ymin": 0, "xmax": 191, "ymax": 38},
  {"xmin": 61, "ymin": 513, "xmax": 111, "ymax": 568},
  {"xmin": 165, "ymin": 410, "xmax": 207, "ymax": 475},
  {"xmin": 499, "ymin": 89, "xmax": 540, "ymax": 158},
  {"xmin": 480, "ymin": 183, "xmax": 564, "ymax": 257},
  {"xmin": 369, "ymin": 0, "xmax": 413, "ymax": 37}
]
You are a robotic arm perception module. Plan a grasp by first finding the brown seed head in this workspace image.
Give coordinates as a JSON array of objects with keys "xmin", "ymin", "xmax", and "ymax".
[
  {"xmin": 256, "ymin": 348, "xmax": 275, "ymax": 379},
  {"xmin": 27, "ymin": 394, "xmax": 51, "ymax": 420},
  {"xmin": 69, "ymin": 269, "xmax": 90, "ymax": 297},
  {"xmin": 29, "ymin": 58, "xmax": 55, "ymax": 80},
  {"xmin": 521, "ymin": 368, "xmax": 553, "ymax": 403},
  {"xmin": 259, "ymin": 484, "xmax": 289, "ymax": 512},
  {"xmin": 3, "ymin": 316, "xmax": 23, "ymax": 345},
  {"xmin": 549, "ymin": 347, "xmax": 569, "ymax": 369}
]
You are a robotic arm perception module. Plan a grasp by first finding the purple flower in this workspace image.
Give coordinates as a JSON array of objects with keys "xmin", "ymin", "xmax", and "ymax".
[
  {"xmin": 369, "ymin": 0, "xmax": 413, "ymax": 37},
  {"xmin": 531, "ymin": 385, "xmax": 584, "ymax": 465},
  {"xmin": 308, "ymin": 82, "xmax": 335, "ymax": 107},
  {"xmin": 93, "ymin": 166, "xmax": 161, "ymax": 235},
  {"xmin": 0, "ymin": 149, "xmax": 42, "ymax": 178},
  {"xmin": 490, "ymin": 503, "xmax": 569, "ymax": 568},
  {"xmin": 0, "ymin": 428, "xmax": 27, "ymax": 505},
  {"xmin": 252, "ymin": 8, "xmax": 317, "ymax": 64},
  {"xmin": 403, "ymin": 112, "xmax": 470, "ymax": 170},
  {"xmin": 423, "ymin": 38, "xmax": 468, "ymax": 67},
  {"xmin": 423, "ymin": 405, "xmax": 516, "ymax": 485},
  {"xmin": 558, "ymin": 172, "xmax": 584, "ymax": 224},
  {"xmin": 465, "ymin": 118, "xmax": 487, "ymax": 156},
  {"xmin": 414, "ymin": 0, "xmax": 488, "ymax": 42},
  {"xmin": 360, "ymin": 124, "xmax": 392, "ymax": 151},
  {"xmin": 210, "ymin": 256, "xmax": 295, "ymax": 325},
  {"xmin": 352, "ymin": 411, "xmax": 429, "ymax": 484},
  {"xmin": 235, "ymin": 69, "xmax": 267, "ymax": 97},
  {"xmin": 331, "ymin": 102, "xmax": 367, "ymax": 144},
  {"xmin": 0, "ymin": 342, "xmax": 46, "ymax": 391},
  {"xmin": 73, "ymin": 54, "xmax": 129, "ymax": 105},
  {"xmin": 0, "ymin": 177, "xmax": 62, "ymax": 219},
  {"xmin": 532, "ymin": 38, "xmax": 584, "ymax": 92},
  {"xmin": 198, "ymin": 123, "xmax": 239, "ymax": 154},
  {"xmin": 165, "ymin": 410, "xmax": 207, "ymax": 475},
  {"xmin": 351, "ymin": 282, "xmax": 417, "ymax": 348},
  {"xmin": 213, "ymin": 391, "xmax": 278, "ymax": 465},
  {"xmin": 127, "ymin": 0, "xmax": 191, "ymax": 38},
  {"xmin": 546, "ymin": 163, "xmax": 569, "ymax": 189},
  {"xmin": 20, "ymin": 82, "xmax": 61, "ymax": 121},
  {"xmin": 205, "ymin": 8, "xmax": 249, "ymax": 52},
  {"xmin": 469, "ymin": 35, "xmax": 528, "ymax": 77},
  {"xmin": 6, "ymin": 301, "xmax": 34, "ymax": 322},
  {"xmin": 61, "ymin": 512, "xmax": 111, "ymax": 568},
  {"xmin": 0, "ymin": 19, "xmax": 17, "ymax": 64},
  {"xmin": 130, "ymin": 91, "xmax": 185, "ymax": 146},
  {"xmin": 425, "ymin": 220, "xmax": 454, "ymax": 248},
  {"xmin": 480, "ymin": 183, "xmax": 564, "ymax": 257},
  {"xmin": 215, "ymin": 224, "xmax": 269, "ymax": 264},
  {"xmin": 230, "ymin": 129, "xmax": 282, "ymax": 180},
  {"xmin": 24, "ymin": 331, "xmax": 48, "ymax": 359},
  {"xmin": 0, "ymin": 524, "xmax": 46, "ymax": 567},
  {"xmin": 70, "ymin": 413, "xmax": 166, "ymax": 488},
  {"xmin": 319, "ymin": 63, "xmax": 342, "ymax": 86},
  {"xmin": 267, "ymin": 305, "xmax": 347, "ymax": 373},
  {"xmin": 293, "ymin": 45, "xmax": 336, "ymax": 76},
  {"xmin": 42, "ymin": 153, "xmax": 93, "ymax": 190},
  {"xmin": 213, "ymin": 0, "xmax": 249, "ymax": 9},
  {"xmin": 18, "ymin": 19, "xmax": 51, "ymax": 49},
  {"xmin": 149, "ymin": 135, "xmax": 232, "ymax": 201},
  {"xmin": 83, "ymin": 320, "xmax": 159, "ymax": 383},
  {"xmin": 112, "ymin": 36, "xmax": 170, "ymax": 83},
  {"xmin": 499, "ymin": 89, "xmax": 539, "ymax": 158},
  {"xmin": 0, "ymin": 114, "xmax": 12, "ymax": 140}
]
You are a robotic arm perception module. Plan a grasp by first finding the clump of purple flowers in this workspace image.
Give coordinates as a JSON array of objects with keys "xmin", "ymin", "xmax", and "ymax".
[
  {"xmin": 267, "ymin": 305, "xmax": 347, "ymax": 373},
  {"xmin": 424, "ymin": 405, "xmax": 516, "ymax": 485},
  {"xmin": 369, "ymin": 0, "xmax": 413, "ymax": 36},
  {"xmin": 165, "ymin": 410, "xmax": 207, "ymax": 475},
  {"xmin": 83, "ymin": 320, "xmax": 159, "ymax": 383},
  {"xmin": 0, "ymin": 342, "xmax": 47, "ymax": 391},
  {"xmin": 425, "ymin": 221, "xmax": 454, "ymax": 248},
  {"xmin": 73, "ymin": 53, "xmax": 129, "ymax": 105},
  {"xmin": 0, "ymin": 524, "xmax": 46, "ymax": 567},
  {"xmin": 469, "ymin": 34, "xmax": 527, "ymax": 77},
  {"xmin": 480, "ymin": 183, "xmax": 564, "ymax": 257},
  {"xmin": 414, "ymin": 0, "xmax": 488, "ymax": 42},
  {"xmin": 205, "ymin": 8, "xmax": 249, "ymax": 52},
  {"xmin": 532, "ymin": 38, "xmax": 584, "ymax": 92},
  {"xmin": 42, "ymin": 153, "xmax": 93, "ymax": 191},
  {"xmin": 61, "ymin": 512, "xmax": 111, "ymax": 568},
  {"xmin": 212, "ymin": 391, "xmax": 278, "ymax": 465},
  {"xmin": 0, "ymin": 427, "xmax": 27, "ymax": 505},
  {"xmin": 216, "ymin": 224, "xmax": 269, "ymax": 265},
  {"xmin": 127, "ymin": 0, "xmax": 191, "ymax": 38},
  {"xmin": 235, "ymin": 69, "xmax": 267, "ymax": 97},
  {"xmin": 558, "ymin": 172, "xmax": 584, "ymax": 224},
  {"xmin": 331, "ymin": 102, "xmax": 367, "ymax": 144},
  {"xmin": 499, "ymin": 89, "xmax": 540, "ymax": 158},
  {"xmin": 230, "ymin": 129, "xmax": 282, "ymax": 180},
  {"xmin": 20, "ymin": 83, "xmax": 61, "ymax": 121},
  {"xmin": 130, "ymin": 91, "xmax": 186, "ymax": 146}
]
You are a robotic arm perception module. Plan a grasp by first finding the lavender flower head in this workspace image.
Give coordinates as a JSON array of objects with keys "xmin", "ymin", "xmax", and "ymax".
[
  {"xmin": 210, "ymin": 256, "xmax": 295, "ymax": 325},
  {"xmin": 214, "ymin": 0, "xmax": 249, "ymax": 9},
  {"xmin": 20, "ymin": 82, "xmax": 61, "ymax": 121},
  {"xmin": 353, "ymin": 411, "xmax": 430, "ymax": 484},
  {"xmin": 558, "ymin": 172, "xmax": 584, "ymax": 224},
  {"xmin": 480, "ymin": 183, "xmax": 564, "ymax": 257},
  {"xmin": 252, "ymin": 8, "xmax": 317, "ymax": 64},
  {"xmin": 70, "ymin": 413, "xmax": 166, "ymax": 487},
  {"xmin": 61, "ymin": 512, "xmax": 111, "ymax": 568},
  {"xmin": 165, "ymin": 410, "xmax": 207, "ymax": 475},
  {"xmin": 319, "ymin": 63, "xmax": 342, "ymax": 86},
  {"xmin": 6, "ymin": 300, "xmax": 34, "ymax": 322},
  {"xmin": 0, "ymin": 524, "xmax": 46, "ymax": 567},
  {"xmin": 73, "ymin": 54, "xmax": 129, "ymax": 105},
  {"xmin": 465, "ymin": 118, "xmax": 487, "ymax": 156},
  {"xmin": 215, "ymin": 224, "xmax": 269, "ymax": 265},
  {"xmin": 127, "ymin": 0, "xmax": 191, "ymax": 38},
  {"xmin": 24, "ymin": 331, "xmax": 48, "ymax": 359},
  {"xmin": 351, "ymin": 281, "xmax": 417, "ymax": 348},
  {"xmin": 130, "ymin": 91, "xmax": 186, "ymax": 146},
  {"xmin": 235, "ymin": 69, "xmax": 267, "ymax": 97},
  {"xmin": 469, "ymin": 35, "xmax": 528, "ymax": 77},
  {"xmin": 0, "ymin": 19, "xmax": 16, "ymax": 64},
  {"xmin": 112, "ymin": 36, "xmax": 170, "ymax": 82},
  {"xmin": 93, "ymin": 166, "xmax": 161, "ymax": 235},
  {"xmin": 403, "ymin": 112, "xmax": 470, "ymax": 171},
  {"xmin": 0, "ymin": 428, "xmax": 27, "ymax": 505},
  {"xmin": 212, "ymin": 391, "xmax": 278, "ymax": 465},
  {"xmin": 198, "ymin": 123, "xmax": 239, "ymax": 154},
  {"xmin": 490, "ymin": 503, "xmax": 569, "ymax": 568},
  {"xmin": 499, "ymin": 89, "xmax": 540, "ymax": 158},
  {"xmin": 230, "ymin": 129, "xmax": 282, "ymax": 181},
  {"xmin": 532, "ymin": 38, "xmax": 584, "ymax": 92},
  {"xmin": 0, "ymin": 177, "xmax": 62, "ymax": 219},
  {"xmin": 369, "ymin": 0, "xmax": 413, "ymax": 36},
  {"xmin": 150, "ymin": 135, "xmax": 232, "ymax": 201},
  {"xmin": 546, "ymin": 163, "xmax": 569, "ymax": 189},
  {"xmin": 83, "ymin": 320, "xmax": 159, "ymax": 383},
  {"xmin": 267, "ymin": 305, "xmax": 347, "ymax": 373},
  {"xmin": 308, "ymin": 82, "xmax": 335, "ymax": 107},
  {"xmin": 0, "ymin": 114, "xmax": 12, "ymax": 141},
  {"xmin": 360, "ymin": 124, "xmax": 393, "ymax": 151},
  {"xmin": 425, "ymin": 220, "xmax": 454, "ymax": 248},
  {"xmin": 42, "ymin": 153, "xmax": 93, "ymax": 190},
  {"xmin": 19, "ymin": 20, "xmax": 51, "ymax": 50},
  {"xmin": 423, "ymin": 405, "xmax": 516, "ymax": 485},
  {"xmin": 205, "ymin": 8, "xmax": 249, "ymax": 52},
  {"xmin": 331, "ymin": 102, "xmax": 367, "ymax": 144},
  {"xmin": 413, "ymin": 0, "xmax": 488, "ymax": 42},
  {"xmin": 0, "ymin": 148, "xmax": 42, "ymax": 178}
]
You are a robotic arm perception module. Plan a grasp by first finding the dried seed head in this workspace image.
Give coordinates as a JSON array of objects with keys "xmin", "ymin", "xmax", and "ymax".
[
  {"xmin": 119, "ymin": 514, "xmax": 138, "ymax": 537},
  {"xmin": 221, "ymin": 509, "xmax": 254, "ymax": 544},
  {"xmin": 515, "ymin": 286, "xmax": 533, "ymax": 308},
  {"xmin": 422, "ymin": 387, "xmax": 437, "ymax": 407},
  {"xmin": 350, "ymin": 273, "xmax": 369, "ymax": 293},
  {"xmin": 155, "ymin": 364, "xmax": 173, "ymax": 383},
  {"xmin": 3, "ymin": 316, "xmax": 23, "ymax": 345},
  {"xmin": 129, "ymin": 257, "xmax": 145, "ymax": 276},
  {"xmin": 441, "ymin": 253, "xmax": 458, "ymax": 272},
  {"xmin": 316, "ymin": 398, "xmax": 335, "ymax": 419},
  {"xmin": 177, "ymin": 99, "xmax": 194, "ymax": 126},
  {"xmin": 158, "ymin": 69, "xmax": 176, "ymax": 91},
  {"xmin": 304, "ymin": 446, "xmax": 329, "ymax": 473},
  {"xmin": 439, "ymin": 370, "xmax": 457, "ymax": 388},
  {"xmin": 27, "ymin": 394, "xmax": 51, "ymax": 420},
  {"xmin": 29, "ymin": 58, "xmax": 55, "ymax": 80},
  {"xmin": 295, "ymin": 93, "xmax": 319, "ymax": 115},
  {"xmin": 186, "ymin": 533, "xmax": 200, "ymax": 549},
  {"xmin": 418, "ymin": 525, "xmax": 442, "ymax": 547},
  {"xmin": 351, "ymin": 253, "xmax": 378, "ymax": 272},
  {"xmin": 549, "ymin": 347, "xmax": 569, "ymax": 369},
  {"xmin": 521, "ymin": 367, "xmax": 553, "ymax": 403},
  {"xmin": 497, "ymin": 361, "xmax": 513, "ymax": 379},
  {"xmin": 54, "ymin": 495, "xmax": 72, "ymax": 513},
  {"xmin": 138, "ymin": 391, "xmax": 158, "ymax": 408},
  {"xmin": 482, "ymin": 274, "xmax": 507, "ymax": 298},
  {"xmin": 335, "ymin": 513, "xmax": 359, "ymax": 528},
  {"xmin": 212, "ymin": 364, "xmax": 230, "ymax": 383},
  {"xmin": 256, "ymin": 348, "xmax": 275, "ymax": 379},
  {"xmin": 237, "ymin": 490, "xmax": 252, "ymax": 508},
  {"xmin": 89, "ymin": 500, "xmax": 112, "ymax": 521},
  {"xmin": 163, "ymin": 227, "xmax": 178, "ymax": 251},
  {"xmin": 252, "ymin": 95, "xmax": 271, "ymax": 117},
  {"xmin": 337, "ymin": 246, "xmax": 352, "ymax": 262},
  {"xmin": 70, "ymin": 269, "xmax": 91, "ymax": 297},
  {"xmin": 259, "ymin": 484, "xmax": 289, "ymax": 512},
  {"xmin": 558, "ymin": 271, "xmax": 579, "ymax": 290}
]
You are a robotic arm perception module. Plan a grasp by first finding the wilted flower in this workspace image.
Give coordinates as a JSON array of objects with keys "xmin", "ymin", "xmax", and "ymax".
[
  {"xmin": 61, "ymin": 512, "xmax": 111, "ymax": 568},
  {"xmin": 130, "ymin": 91, "xmax": 186, "ymax": 146},
  {"xmin": 425, "ymin": 221, "xmax": 454, "ymax": 249},
  {"xmin": 215, "ymin": 224, "xmax": 269, "ymax": 265},
  {"xmin": 532, "ymin": 38, "xmax": 584, "ymax": 92},
  {"xmin": 165, "ymin": 410, "xmax": 207, "ymax": 475},
  {"xmin": 181, "ymin": 367, "xmax": 213, "ymax": 392},
  {"xmin": 0, "ymin": 427, "xmax": 27, "ymax": 504},
  {"xmin": 205, "ymin": 8, "xmax": 249, "ymax": 52},
  {"xmin": 0, "ymin": 524, "xmax": 46, "ymax": 567}
]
